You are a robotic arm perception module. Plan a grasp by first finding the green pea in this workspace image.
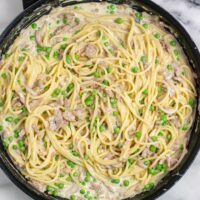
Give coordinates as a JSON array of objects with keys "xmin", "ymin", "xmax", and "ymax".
[
  {"xmin": 143, "ymin": 88, "xmax": 148, "ymax": 95},
  {"xmin": 143, "ymin": 183, "xmax": 155, "ymax": 191},
  {"xmin": 73, "ymin": 172, "xmax": 79, "ymax": 177},
  {"xmin": 12, "ymin": 144, "xmax": 18, "ymax": 150},
  {"xmin": 1, "ymin": 72, "xmax": 7, "ymax": 79},
  {"xmin": 67, "ymin": 82, "xmax": 75, "ymax": 93},
  {"xmin": 84, "ymin": 176, "xmax": 90, "ymax": 182},
  {"xmin": 158, "ymin": 131, "xmax": 164, "ymax": 137},
  {"xmin": 140, "ymin": 55, "xmax": 146, "ymax": 63},
  {"xmin": 106, "ymin": 67, "xmax": 112, "ymax": 73},
  {"xmin": 55, "ymin": 182, "xmax": 64, "ymax": 189},
  {"xmin": 174, "ymin": 49, "xmax": 179, "ymax": 56},
  {"xmin": 85, "ymin": 95, "xmax": 95, "ymax": 107},
  {"xmin": 99, "ymin": 124, "xmax": 105, "ymax": 132},
  {"xmin": 30, "ymin": 35, "xmax": 35, "ymax": 40},
  {"xmin": 66, "ymin": 54, "xmax": 71, "ymax": 64},
  {"xmin": 132, "ymin": 67, "xmax": 139, "ymax": 73},
  {"xmin": 150, "ymin": 105, "xmax": 155, "ymax": 111},
  {"xmin": 154, "ymin": 33, "xmax": 160, "ymax": 39},
  {"xmin": 80, "ymin": 189, "xmax": 85, "ymax": 194},
  {"xmin": 143, "ymin": 23, "xmax": 149, "ymax": 29},
  {"xmin": 5, "ymin": 116, "xmax": 14, "ymax": 122},
  {"xmin": 128, "ymin": 159, "xmax": 134, "ymax": 166},
  {"xmin": 63, "ymin": 19, "xmax": 69, "ymax": 25},
  {"xmin": 114, "ymin": 18, "xmax": 124, "ymax": 24},
  {"xmin": 81, "ymin": 181, "xmax": 86, "ymax": 186},
  {"xmin": 135, "ymin": 131, "xmax": 142, "ymax": 139},
  {"xmin": 18, "ymin": 140, "xmax": 25, "ymax": 148},
  {"xmin": 47, "ymin": 185, "xmax": 55, "ymax": 192},
  {"xmin": 102, "ymin": 80, "xmax": 110, "ymax": 86},
  {"xmin": 63, "ymin": 37, "xmax": 68, "ymax": 41},
  {"xmin": 161, "ymin": 114, "xmax": 168, "ymax": 126},
  {"xmin": 53, "ymin": 51, "xmax": 59, "ymax": 60},
  {"xmin": 14, "ymin": 129, "xmax": 20, "ymax": 138},
  {"xmin": 135, "ymin": 12, "xmax": 143, "ymax": 22},
  {"xmin": 0, "ymin": 99, "xmax": 5, "ymax": 107},
  {"xmin": 0, "ymin": 125, "xmax": 4, "ymax": 131},
  {"xmin": 144, "ymin": 160, "xmax": 151, "ymax": 166},
  {"xmin": 74, "ymin": 53, "xmax": 79, "ymax": 61},
  {"xmin": 52, "ymin": 190, "xmax": 59, "ymax": 197},
  {"xmin": 51, "ymin": 88, "xmax": 61, "ymax": 97},
  {"xmin": 67, "ymin": 160, "xmax": 76, "ymax": 168},
  {"xmin": 182, "ymin": 124, "xmax": 188, "ymax": 131},
  {"xmin": 170, "ymin": 40, "xmax": 177, "ymax": 46},
  {"xmin": 31, "ymin": 23, "xmax": 37, "ymax": 29},
  {"xmin": 149, "ymin": 145, "xmax": 157, "ymax": 153},
  {"xmin": 14, "ymin": 117, "xmax": 20, "ymax": 124},
  {"xmin": 123, "ymin": 180, "xmax": 129, "ymax": 187},
  {"xmin": 111, "ymin": 179, "xmax": 120, "ymax": 184},
  {"xmin": 151, "ymin": 136, "xmax": 158, "ymax": 142},
  {"xmin": 75, "ymin": 17, "xmax": 80, "ymax": 24},
  {"xmin": 114, "ymin": 127, "xmax": 120, "ymax": 134},
  {"xmin": 104, "ymin": 42, "xmax": 109, "ymax": 47},
  {"xmin": 189, "ymin": 98, "xmax": 195, "ymax": 107},
  {"xmin": 113, "ymin": 111, "xmax": 119, "ymax": 116}
]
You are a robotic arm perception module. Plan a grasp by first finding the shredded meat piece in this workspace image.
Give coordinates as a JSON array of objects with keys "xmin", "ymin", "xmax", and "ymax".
[
  {"xmin": 32, "ymin": 125, "xmax": 44, "ymax": 138},
  {"xmin": 63, "ymin": 110, "xmax": 76, "ymax": 121},
  {"xmin": 58, "ymin": 12, "xmax": 75, "ymax": 21},
  {"xmin": 17, "ymin": 91, "xmax": 25, "ymax": 104},
  {"xmin": 170, "ymin": 116, "xmax": 181, "ymax": 129},
  {"xmin": 31, "ymin": 180, "xmax": 46, "ymax": 192},
  {"xmin": 85, "ymin": 44, "xmax": 97, "ymax": 58},
  {"xmin": 160, "ymin": 40, "xmax": 170, "ymax": 53},
  {"xmin": 29, "ymin": 100, "xmax": 40, "ymax": 110},
  {"xmin": 48, "ymin": 110, "xmax": 63, "ymax": 131},
  {"xmin": 90, "ymin": 182, "xmax": 103, "ymax": 194},
  {"xmin": 2, "ymin": 129, "xmax": 11, "ymax": 139},
  {"xmin": 167, "ymin": 156, "xmax": 178, "ymax": 168},
  {"xmin": 19, "ymin": 129, "xmax": 26, "ymax": 138},
  {"xmin": 162, "ymin": 70, "xmax": 174, "ymax": 80},
  {"xmin": 35, "ymin": 30, "xmax": 42, "ymax": 46}
]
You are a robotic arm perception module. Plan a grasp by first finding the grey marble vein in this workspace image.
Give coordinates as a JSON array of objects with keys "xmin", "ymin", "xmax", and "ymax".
[{"xmin": 0, "ymin": 0, "xmax": 200, "ymax": 200}]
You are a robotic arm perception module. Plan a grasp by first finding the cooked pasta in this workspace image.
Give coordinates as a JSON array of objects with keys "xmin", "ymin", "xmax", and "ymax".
[{"xmin": 0, "ymin": 2, "xmax": 196, "ymax": 200}]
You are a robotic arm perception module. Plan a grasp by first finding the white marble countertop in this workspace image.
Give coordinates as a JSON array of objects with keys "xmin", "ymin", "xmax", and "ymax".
[{"xmin": 0, "ymin": 0, "xmax": 200, "ymax": 199}]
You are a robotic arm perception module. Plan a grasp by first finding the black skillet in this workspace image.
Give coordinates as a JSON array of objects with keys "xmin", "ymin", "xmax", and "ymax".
[{"xmin": 0, "ymin": 0, "xmax": 200, "ymax": 199}]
